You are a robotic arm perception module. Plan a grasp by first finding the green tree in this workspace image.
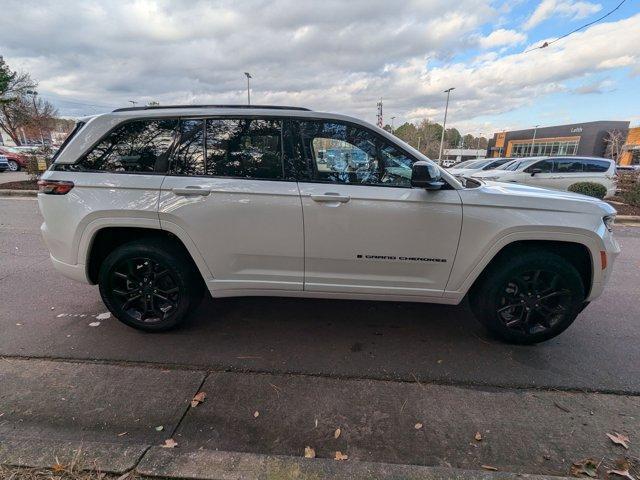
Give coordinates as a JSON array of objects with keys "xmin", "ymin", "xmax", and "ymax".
[{"xmin": 0, "ymin": 57, "xmax": 41, "ymax": 145}]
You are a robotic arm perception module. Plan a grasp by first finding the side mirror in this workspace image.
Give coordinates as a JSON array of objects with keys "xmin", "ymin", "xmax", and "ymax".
[
  {"xmin": 411, "ymin": 161, "xmax": 445, "ymax": 190},
  {"xmin": 529, "ymin": 168, "xmax": 542, "ymax": 177}
]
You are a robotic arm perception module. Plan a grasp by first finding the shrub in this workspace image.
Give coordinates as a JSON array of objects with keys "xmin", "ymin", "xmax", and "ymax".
[
  {"xmin": 568, "ymin": 182, "xmax": 607, "ymax": 199},
  {"xmin": 619, "ymin": 172, "xmax": 640, "ymax": 207}
]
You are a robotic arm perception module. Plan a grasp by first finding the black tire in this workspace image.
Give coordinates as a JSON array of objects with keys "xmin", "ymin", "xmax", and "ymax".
[
  {"xmin": 8, "ymin": 160, "xmax": 19, "ymax": 172},
  {"xmin": 469, "ymin": 250, "xmax": 585, "ymax": 344},
  {"xmin": 98, "ymin": 238, "xmax": 203, "ymax": 332}
]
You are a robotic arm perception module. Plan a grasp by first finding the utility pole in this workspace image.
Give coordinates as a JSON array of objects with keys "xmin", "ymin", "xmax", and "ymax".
[
  {"xmin": 529, "ymin": 125, "xmax": 539, "ymax": 157},
  {"xmin": 390, "ymin": 116, "xmax": 396, "ymax": 133},
  {"xmin": 376, "ymin": 99, "xmax": 383, "ymax": 128},
  {"xmin": 437, "ymin": 87, "xmax": 455, "ymax": 165},
  {"xmin": 244, "ymin": 72, "xmax": 252, "ymax": 105},
  {"xmin": 26, "ymin": 90, "xmax": 45, "ymax": 146},
  {"xmin": 476, "ymin": 133, "xmax": 483, "ymax": 158}
]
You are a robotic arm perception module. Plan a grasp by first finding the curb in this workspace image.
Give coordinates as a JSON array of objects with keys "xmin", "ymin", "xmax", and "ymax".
[
  {"xmin": 138, "ymin": 447, "xmax": 571, "ymax": 480},
  {"xmin": 616, "ymin": 214, "xmax": 640, "ymax": 225},
  {"xmin": 0, "ymin": 189, "xmax": 37, "ymax": 197},
  {"xmin": 0, "ymin": 437, "xmax": 572, "ymax": 480}
]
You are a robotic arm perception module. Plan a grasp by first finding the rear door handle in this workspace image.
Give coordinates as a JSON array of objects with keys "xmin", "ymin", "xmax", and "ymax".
[
  {"xmin": 310, "ymin": 193, "xmax": 351, "ymax": 203},
  {"xmin": 172, "ymin": 186, "xmax": 211, "ymax": 196}
]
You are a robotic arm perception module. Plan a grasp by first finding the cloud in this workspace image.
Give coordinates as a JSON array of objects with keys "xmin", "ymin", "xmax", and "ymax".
[
  {"xmin": 524, "ymin": 0, "xmax": 602, "ymax": 30},
  {"xmin": 477, "ymin": 29, "xmax": 527, "ymax": 49},
  {"xmin": 0, "ymin": 0, "xmax": 636, "ymax": 132},
  {"xmin": 572, "ymin": 78, "xmax": 615, "ymax": 94}
]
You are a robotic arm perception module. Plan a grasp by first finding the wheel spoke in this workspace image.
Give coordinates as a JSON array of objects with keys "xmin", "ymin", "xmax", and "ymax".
[
  {"xmin": 538, "ymin": 289, "xmax": 571, "ymax": 303},
  {"xmin": 497, "ymin": 304, "xmax": 522, "ymax": 314},
  {"xmin": 122, "ymin": 294, "xmax": 141, "ymax": 310}
]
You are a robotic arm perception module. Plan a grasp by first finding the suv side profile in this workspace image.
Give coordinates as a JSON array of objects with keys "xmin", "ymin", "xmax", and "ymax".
[{"xmin": 38, "ymin": 106, "xmax": 620, "ymax": 344}]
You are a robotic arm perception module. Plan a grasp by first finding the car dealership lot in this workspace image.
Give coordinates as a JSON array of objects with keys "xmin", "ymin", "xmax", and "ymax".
[{"xmin": 1, "ymin": 196, "xmax": 639, "ymax": 477}]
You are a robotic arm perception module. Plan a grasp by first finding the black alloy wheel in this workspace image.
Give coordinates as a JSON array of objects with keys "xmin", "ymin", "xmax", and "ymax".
[
  {"xmin": 470, "ymin": 249, "xmax": 585, "ymax": 344},
  {"xmin": 109, "ymin": 257, "xmax": 181, "ymax": 324},
  {"xmin": 98, "ymin": 238, "xmax": 203, "ymax": 331},
  {"xmin": 496, "ymin": 269, "xmax": 573, "ymax": 336}
]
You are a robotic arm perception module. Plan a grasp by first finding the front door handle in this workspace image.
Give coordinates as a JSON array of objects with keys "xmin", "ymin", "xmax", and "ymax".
[
  {"xmin": 172, "ymin": 186, "xmax": 211, "ymax": 196},
  {"xmin": 310, "ymin": 193, "xmax": 351, "ymax": 203}
]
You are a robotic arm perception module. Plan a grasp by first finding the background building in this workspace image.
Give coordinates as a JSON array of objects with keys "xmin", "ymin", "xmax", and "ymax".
[
  {"xmin": 487, "ymin": 121, "xmax": 630, "ymax": 159},
  {"xmin": 620, "ymin": 127, "xmax": 640, "ymax": 166}
]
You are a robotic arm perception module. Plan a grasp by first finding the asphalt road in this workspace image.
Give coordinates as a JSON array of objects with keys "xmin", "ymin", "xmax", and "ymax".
[{"xmin": 1, "ymin": 197, "xmax": 639, "ymax": 394}]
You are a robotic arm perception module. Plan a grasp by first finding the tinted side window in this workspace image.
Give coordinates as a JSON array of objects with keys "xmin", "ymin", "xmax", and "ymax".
[
  {"xmin": 583, "ymin": 159, "xmax": 610, "ymax": 172},
  {"xmin": 526, "ymin": 160, "xmax": 553, "ymax": 173},
  {"xmin": 171, "ymin": 119, "xmax": 205, "ymax": 176},
  {"xmin": 554, "ymin": 158, "xmax": 583, "ymax": 173},
  {"xmin": 299, "ymin": 120, "xmax": 415, "ymax": 186},
  {"xmin": 204, "ymin": 119, "xmax": 283, "ymax": 179},
  {"xmin": 80, "ymin": 119, "xmax": 177, "ymax": 172}
]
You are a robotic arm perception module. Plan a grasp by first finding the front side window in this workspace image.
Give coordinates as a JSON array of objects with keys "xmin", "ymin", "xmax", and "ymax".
[
  {"xmin": 80, "ymin": 119, "xmax": 177, "ymax": 172},
  {"xmin": 300, "ymin": 120, "xmax": 415, "ymax": 187}
]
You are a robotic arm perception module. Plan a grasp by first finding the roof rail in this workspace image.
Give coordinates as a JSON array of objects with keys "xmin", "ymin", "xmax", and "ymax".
[{"xmin": 112, "ymin": 104, "xmax": 311, "ymax": 113}]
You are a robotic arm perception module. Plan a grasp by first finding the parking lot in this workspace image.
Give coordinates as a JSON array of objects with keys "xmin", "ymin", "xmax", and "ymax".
[{"xmin": 1, "ymin": 196, "xmax": 639, "ymax": 477}]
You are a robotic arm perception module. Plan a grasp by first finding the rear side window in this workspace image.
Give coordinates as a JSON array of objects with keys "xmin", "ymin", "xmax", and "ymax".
[
  {"xmin": 79, "ymin": 119, "xmax": 178, "ymax": 172},
  {"xmin": 583, "ymin": 159, "xmax": 610, "ymax": 172},
  {"xmin": 525, "ymin": 159, "xmax": 553, "ymax": 173},
  {"xmin": 170, "ymin": 118, "xmax": 284, "ymax": 179}
]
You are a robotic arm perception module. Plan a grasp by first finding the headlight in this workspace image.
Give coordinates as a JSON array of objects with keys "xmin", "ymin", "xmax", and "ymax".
[{"xmin": 603, "ymin": 214, "xmax": 615, "ymax": 232}]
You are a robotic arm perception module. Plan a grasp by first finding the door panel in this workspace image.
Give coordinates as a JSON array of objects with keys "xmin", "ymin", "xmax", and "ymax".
[
  {"xmin": 159, "ymin": 177, "xmax": 303, "ymax": 291},
  {"xmin": 299, "ymin": 183, "xmax": 462, "ymax": 295},
  {"xmin": 158, "ymin": 116, "xmax": 304, "ymax": 292}
]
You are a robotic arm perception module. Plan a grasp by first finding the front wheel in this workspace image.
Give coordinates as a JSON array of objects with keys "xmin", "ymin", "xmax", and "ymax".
[
  {"xmin": 7, "ymin": 160, "xmax": 19, "ymax": 172},
  {"xmin": 470, "ymin": 250, "xmax": 585, "ymax": 344},
  {"xmin": 98, "ymin": 239, "xmax": 203, "ymax": 332}
]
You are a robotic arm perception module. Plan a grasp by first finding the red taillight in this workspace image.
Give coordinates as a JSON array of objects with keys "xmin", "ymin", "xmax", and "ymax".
[{"xmin": 38, "ymin": 179, "xmax": 74, "ymax": 195}]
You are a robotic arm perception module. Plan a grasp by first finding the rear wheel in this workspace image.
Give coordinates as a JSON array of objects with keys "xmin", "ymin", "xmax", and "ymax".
[
  {"xmin": 7, "ymin": 160, "xmax": 19, "ymax": 172},
  {"xmin": 98, "ymin": 239, "xmax": 203, "ymax": 332},
  {"xmin": 470, "ymin": 250, "xmax": 585, "ymax": 344}
]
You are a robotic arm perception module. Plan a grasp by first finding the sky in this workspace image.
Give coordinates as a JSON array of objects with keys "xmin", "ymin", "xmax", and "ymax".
[{"xmin": 0, "ymin": 0, "xmax": 638, "ymax": 136}]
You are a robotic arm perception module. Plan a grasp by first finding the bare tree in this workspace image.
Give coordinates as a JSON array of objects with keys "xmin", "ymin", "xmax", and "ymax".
[{"xmin": 604, "ymin": 129, "xmax": 625, "ymax": 163}]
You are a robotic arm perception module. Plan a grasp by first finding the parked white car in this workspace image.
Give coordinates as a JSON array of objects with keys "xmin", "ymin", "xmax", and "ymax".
[
  {"xmin": 448, "ymin": 157, "xmax": 513, "ymax": 177},
  {"xmin": 37, "ymin": 105, "xmax": 619, "ymax": 344},
  {"xmin": 471, "ymin": 156, "xmax": 616, "ymax": 198}
]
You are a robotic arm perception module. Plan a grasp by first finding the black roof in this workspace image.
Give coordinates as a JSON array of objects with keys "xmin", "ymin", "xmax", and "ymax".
[{"xmin": 112, "ymin": 104, "xmax": 311, "ymax": 113}]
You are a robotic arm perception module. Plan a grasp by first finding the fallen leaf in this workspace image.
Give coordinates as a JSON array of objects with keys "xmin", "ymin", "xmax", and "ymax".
[
  {"xmin": 570, "ymin": 458, "xmax": 599, "ymax": 478},
  {"xmin": 607, "ymin": 432, "xmax": 630, "ymax": 449},
  {"xmin": 475, "ymin": 432, "xmax": 482, "ymax": 441},
  {"xmin": 162, "ymin": 438, "xmax": 178, "ymax": 448},
  {"xmin": 481, "ymin": 465, "xmax": 498, "ymax": 471},
  {"xmin": 191, "ymin": 391, "xmax": 206, "ymax": 407},
  {"xmin": 96, "ymin": 312, "xmax": 111, "ymax": 320},
  {"xmin": 553, "ymin": 401, "xmax": 571, "ymax": 413},
  {"xmin": 315, "ymin": 418, "xmax": 318, "ymax": 428},
  {"xmin": 334, "ymin": 428, "xmax": 341, "ymax": 439},
  {"xmin": 414, "ymin": 423, "xmax": 423, "ymax": 430},
  {"xmin": 254, "ymin": 411, "xmax": 260, "ymax": 418},
  {"xmin": 304, "ymin": 446, "xmax": 316, "ymax": 458},
  {"xmin": 51, "ymin": 463, "xmax": 66, "ymax": 473},
  {"xmin": 117, "ymin": 431, "xmax": 128, "ymax": 437},
  {"xmin": 607, "ymin": 469, "xmax": 636, "ymax": 480},
  {"xmin": 155, "ymin": 425, "xmax": 164, "ymax": 431},
  {"xmin": 88, "ymin": 321, "xmax": 100, "ymax": 327},
  {"xmin": 334, "ymin": 451, "xmax": 348, "ymax": 461}
]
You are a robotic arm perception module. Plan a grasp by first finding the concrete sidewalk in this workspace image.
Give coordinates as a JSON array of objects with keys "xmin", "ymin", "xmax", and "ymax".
[{"xmin": 0, "ymin": 358, "xmax": 637, "ymax": 479}]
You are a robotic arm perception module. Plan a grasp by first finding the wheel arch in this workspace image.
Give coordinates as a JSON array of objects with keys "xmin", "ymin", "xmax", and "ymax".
[
  {"xmin": 468, "ymin": 239, "xmax": 593, "ymax": 299},
  {"xmin": 85, "ymin": 226, "xmax": 212, "ymax": 285}
]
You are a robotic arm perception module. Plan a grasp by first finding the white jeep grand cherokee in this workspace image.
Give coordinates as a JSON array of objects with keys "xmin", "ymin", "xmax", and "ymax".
[{"xmin": 38, "ymin": 105, "xmax": 620, "ymax": 344}]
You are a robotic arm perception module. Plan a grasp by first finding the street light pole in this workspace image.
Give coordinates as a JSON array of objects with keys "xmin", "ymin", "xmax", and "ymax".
[
  {"xmin": 390, "ymin": 116, "xmax": 396, "ymax": 133},
  {"xmin": 244, "ymin": 72, "xmax": 252, "ymax": 105},
  {"xmin": 438, "ymin": 87, "xmax": 455, "ymax": 165},
  {"xmin": 476, "ymin": 133, "xmax": 483, "ymax": 159},
  {"xmin": 529, "ymin": 124, "xmax": 539, "ymax": 157}
]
